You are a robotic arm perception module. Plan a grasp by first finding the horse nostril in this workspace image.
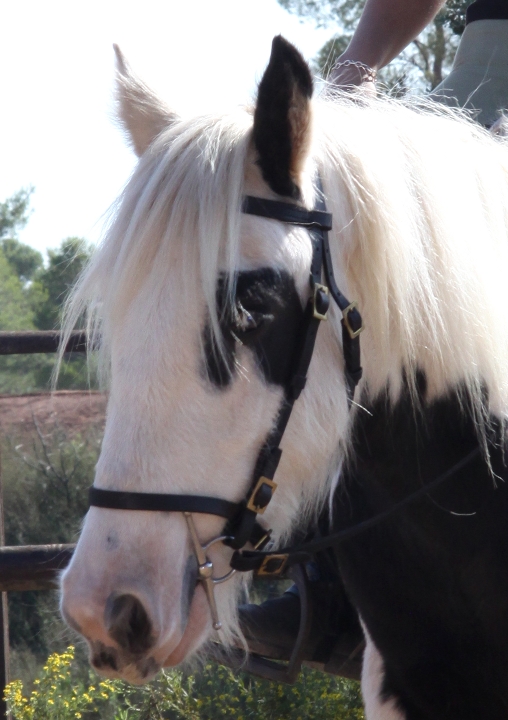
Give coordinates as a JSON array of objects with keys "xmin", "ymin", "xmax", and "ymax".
[{"xmin": 105, "ymin": 594, "xmax": 155, "ymax": 655}]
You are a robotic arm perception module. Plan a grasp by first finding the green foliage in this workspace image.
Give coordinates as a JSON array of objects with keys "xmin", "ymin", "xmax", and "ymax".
[
  {"xmin": 0, "ymin": 190, "xmax": 94, "ymax": 393},
  {"xmin": 5, "ymin": 646, "xmax": 118, "ymax": 719},
  {"xmin": 3, "ymin": 424, "xmax": 101, "ymax": 659},
  {"xmin": 442, "ymin": 0, "xmax": 469, "ymax": 35},
  {"xmin": 6, "ymin": 647, "xmax": 365, "ymax": 720},
  {"xmin": 30, "ymin": 238, "xmax": 91, "ymax": 332},
  {"xmin": 0, "ymin": 188, "xmax": 33, "ymax": 241},
  {"xmin": 1, "ymin": 239, "xmax": 43, "ymax": 284},
  {"xmin": 27, "ymin": 236, "xmax": 93, "ymax": 391},
  {"xmin": 0, "ymin": 253, "xmax": 35, "ymax": 332},
  {"xmin": 4, "ymin": 427, "xmax": 99, "ymax": 547}
]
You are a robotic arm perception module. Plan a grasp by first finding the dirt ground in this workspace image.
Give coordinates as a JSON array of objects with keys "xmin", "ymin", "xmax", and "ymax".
[{"xmin": 0, "ymin": 391, "xmax": 107, "ymax": 436}]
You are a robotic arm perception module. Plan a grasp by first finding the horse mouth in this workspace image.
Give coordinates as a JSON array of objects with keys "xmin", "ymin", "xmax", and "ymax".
[
  {"xmin": 90, "ymin": 639, "xmax": 161, "ymax": 684},
  {"xmin": 86, "ymin": 583, "xmax": 211, "ymax": 681}
]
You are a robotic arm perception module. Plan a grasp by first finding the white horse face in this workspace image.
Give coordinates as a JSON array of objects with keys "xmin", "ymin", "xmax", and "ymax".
[
  {"xmin": 61, "ymin": 263, "xmax": 291, "ymax": 679},
  {"xmin": 61, "ymin": 38, "xmax": 349, "ymax": 682}
]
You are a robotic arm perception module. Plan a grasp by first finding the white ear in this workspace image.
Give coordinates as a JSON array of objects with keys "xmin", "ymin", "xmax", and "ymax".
[{"xmin": 113, "ymin": 44, "xmax": 178, "ymax": 157}]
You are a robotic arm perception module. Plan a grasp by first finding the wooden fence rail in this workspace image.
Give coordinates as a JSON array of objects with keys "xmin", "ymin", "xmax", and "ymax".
[
  {"xmin": 0, "ymin": 545, "xmax": 74, "ymax": 592},
  {"xmin": 0, "ymin": 331, "xmax": 87, "ymax": 355}
]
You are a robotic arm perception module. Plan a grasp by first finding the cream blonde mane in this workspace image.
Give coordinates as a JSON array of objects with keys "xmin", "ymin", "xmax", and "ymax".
[{"xmin": 315, "ymin": 99, "xmax": 508, "ymax": 430}]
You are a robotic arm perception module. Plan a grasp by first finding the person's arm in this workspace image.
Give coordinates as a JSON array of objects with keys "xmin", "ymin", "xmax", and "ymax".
[{"xmin": 331, "ymin": 0, "xmax": 446, "ymax": 88}]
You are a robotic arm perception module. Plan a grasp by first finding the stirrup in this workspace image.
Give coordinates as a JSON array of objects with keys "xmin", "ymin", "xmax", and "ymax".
[{"xmin": 209, "ymin": 562, "xmax": 312, "ymax": 684}]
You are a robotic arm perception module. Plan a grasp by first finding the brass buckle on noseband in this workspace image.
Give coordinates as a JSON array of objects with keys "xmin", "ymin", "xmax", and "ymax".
[
  {"xmin": 246, "ymin": 477, "xmax": 277, "ymax": 515},
  {"xmin": 184, "ymin": 513, "xmax": 236, "ymax": 631}
]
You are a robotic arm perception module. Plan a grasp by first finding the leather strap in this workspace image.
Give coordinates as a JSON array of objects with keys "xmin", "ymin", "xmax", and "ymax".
[
  {"xmin": 244, "ymin": 189, "xmax": 363, "ymax": 406},
  {"xmin": 224, "ymin": 195, "xmax": 335, "ymax": 549},
  {"xmin": 89, "ymin": 487, "xmax": 239, "ymax": 519},
  {"xmin": 230, "ymin": 447, "xmax": 481, "ymax": 574},
  {"xmin": 313, "ymin": 179, "xmax": 363, "ymax": 404},
  {"xmin": 242, "ymin": 197, "xmax": 332, "ymax": 231}
]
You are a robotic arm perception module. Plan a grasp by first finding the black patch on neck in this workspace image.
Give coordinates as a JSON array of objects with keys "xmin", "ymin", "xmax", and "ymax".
[
  {"xmin": 203, "ymin": 268, "xmax": 303, "ymax": 390},
  {"xmin": 253, "ymin": 36, "xmax": 313, "ymax": 199},
  {"xmin": 333, "ymin": 379, "xmax": 508, "ymax": 719}
]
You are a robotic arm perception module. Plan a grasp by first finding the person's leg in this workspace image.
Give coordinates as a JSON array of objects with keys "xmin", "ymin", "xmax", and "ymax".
[
  {"xmin": 238, "ymin": 549, "xmax": 364, "ymax": 673},
  {"xmin": 431, "ymin": 1, "xmax": 508, "ymax": 126}
]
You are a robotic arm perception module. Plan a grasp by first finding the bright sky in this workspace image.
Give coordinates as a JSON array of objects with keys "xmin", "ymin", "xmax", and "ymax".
[{"xmin": 0, "ymin": 1, "xmax": 335, "ymax": 256}]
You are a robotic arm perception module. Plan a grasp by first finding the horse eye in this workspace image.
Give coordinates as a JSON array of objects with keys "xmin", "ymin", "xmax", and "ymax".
[{"xmin": 233, "ymin": 302, "xmax": 264, "ymax": 334}]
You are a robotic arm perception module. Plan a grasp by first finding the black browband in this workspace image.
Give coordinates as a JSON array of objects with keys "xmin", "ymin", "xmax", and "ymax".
[{"xmin": 89, "ymin": 184, "xmax": 365, "ymax": 573}]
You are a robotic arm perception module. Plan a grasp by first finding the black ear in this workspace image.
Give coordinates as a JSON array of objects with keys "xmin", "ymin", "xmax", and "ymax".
[{"xmin": 253, "ymin": 36, "xmax": 313, "ymax": 200}]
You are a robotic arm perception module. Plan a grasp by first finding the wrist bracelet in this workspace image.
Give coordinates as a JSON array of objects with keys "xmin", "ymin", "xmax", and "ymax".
[{"xmin": 332, "ymin": 60, "xmax": 377, "ymax": 83}]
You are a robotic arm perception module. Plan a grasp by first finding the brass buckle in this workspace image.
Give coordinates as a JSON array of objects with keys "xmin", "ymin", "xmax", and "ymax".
[
  {"xmin": 313, "ymin": 283, "xmax": 329, "ymax": 321},
  {"xmin": 257, "ymin": 553, "xmax": 289, "ymax": 576},
  {"xmin": 246, "ymin": 476, "xmax": 277, "ymax": 515},
  {"xmin": 342, "ymin": 301, "xmax": 364, "ymax": 339}
]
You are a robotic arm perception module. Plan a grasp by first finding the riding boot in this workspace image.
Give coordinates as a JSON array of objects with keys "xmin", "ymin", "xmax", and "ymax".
[
  {"xmin": 238, "ymin": 552, "xmax": 364, "ymax": 679},
  {"xmin": 430, "ymin": 17, "xmax": 508, "ymax": 127}
]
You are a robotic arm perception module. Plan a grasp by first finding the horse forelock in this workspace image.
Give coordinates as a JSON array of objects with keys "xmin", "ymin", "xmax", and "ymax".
[{"xmin": 60, "ymin": 110, "xmax": 254, "ymax": 379}]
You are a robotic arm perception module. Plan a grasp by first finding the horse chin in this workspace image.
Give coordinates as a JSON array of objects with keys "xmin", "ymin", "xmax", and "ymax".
[{"xmin": 108, "ymin": 659, "xmax": 161, "ymax": 686}]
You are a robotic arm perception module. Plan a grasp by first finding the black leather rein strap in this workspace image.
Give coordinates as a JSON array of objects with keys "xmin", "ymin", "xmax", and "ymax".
[
  {"xmin": 88, "ymin": 487, "xmax": 238, "ymax": 519},
  {"xmin": 230, "ymin": 446, "xmax": 482, "ymax": 575}
]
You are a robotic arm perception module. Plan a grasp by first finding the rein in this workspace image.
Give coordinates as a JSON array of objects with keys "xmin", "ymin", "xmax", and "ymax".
[{"xmin": 229, "ymin": 446, "xmax": 482, "ymax": 574}]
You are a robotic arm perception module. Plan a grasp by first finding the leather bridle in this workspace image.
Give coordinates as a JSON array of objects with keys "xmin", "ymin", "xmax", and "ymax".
[
  {"xmin": 87, "ymin": 180, "xmax": 484, "ymax": 683},
  {"xmin": 88, "ymin": 181, "xmax": 364, "ymax": 631}
]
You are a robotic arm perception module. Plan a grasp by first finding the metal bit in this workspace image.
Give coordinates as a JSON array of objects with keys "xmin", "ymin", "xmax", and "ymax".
[{"xmin": 184, "ymin": 513, "xmax": 222, "ymax": 630}]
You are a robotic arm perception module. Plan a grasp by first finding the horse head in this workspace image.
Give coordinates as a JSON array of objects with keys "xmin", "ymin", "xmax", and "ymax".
[
  {"xmin": 60, "ymin": 34, "xmax": 508, "ymax": 706},
  {"xmin": 60, "ymin": 37, "xmax": 351, "ymax": 682}
]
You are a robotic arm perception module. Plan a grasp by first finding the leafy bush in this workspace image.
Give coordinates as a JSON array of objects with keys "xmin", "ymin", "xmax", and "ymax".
[
  {"xmin": 3, "ymin": 424, "xmax": 102, "ymax": 672},
  {"xmin": 6, "ymin": 646, "xmax": 365, "ymax": 720}
]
